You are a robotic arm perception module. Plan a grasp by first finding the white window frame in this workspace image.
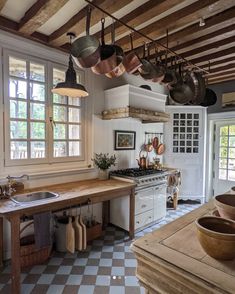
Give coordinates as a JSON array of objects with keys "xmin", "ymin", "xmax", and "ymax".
[{"xmin": 3, "ymin": 49, "xmax": 85, "ymax": 167}]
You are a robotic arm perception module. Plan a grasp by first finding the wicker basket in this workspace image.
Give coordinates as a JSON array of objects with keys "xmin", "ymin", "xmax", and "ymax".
[{"xmin": 20, "ymin": 221, "xmax": 52, "ymax": 268}]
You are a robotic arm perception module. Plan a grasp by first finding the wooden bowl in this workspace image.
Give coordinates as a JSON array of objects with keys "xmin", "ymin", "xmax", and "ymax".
[
  {"xmin": 195, "ymin": 216, "xmax": 235, "ymax": 260},
  {"xmin": 214, "ymin": 194, "xmax": 235, "ymax": 220},
  {"xmin": 211, "ymin": 209, "xmax": 220, "ymax": 217}
]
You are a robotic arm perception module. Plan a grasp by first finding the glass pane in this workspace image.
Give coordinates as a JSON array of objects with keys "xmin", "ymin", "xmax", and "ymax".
[
  {"xmin": 228, "ymin": 170, "xmax": 235, "ymax": 181},
  {"xmin": 9, "ymin": 57, "xmax": 26, "ymax": 79},
  {"xmin": 219, "ymin": 169, "xmax": 227, "ymax": 180},
  {"xmin": 229, "ymin": 136, "xmax": 235, "ymax": 147},
  {"xmin": 69, "ymin": 97, "xmax": 80, "ymax": 106},
  {"xmin": 53, "ymin": 93, "xmax": 67, "ymax": 104},
  {"xmin": 30, "ymin": 62, "xmax": 45, "ymax": 82},
  {"xmin": 10, "ymin": 121, "xmax": 27, "ymax": 139},
  {"xmin": 219, "ymin": 158, "xmax": 227, "ymax": 169},
  {"xmin": 53, "ymin": 68, "xmax": 65, "ymax": 85},
  {"xmin": 10, "ymin": 100, "xmax": 27, "ymax": 119},
  {"xmin": 9, "ymin": 79, "xmax": 27, "ymax": 99},
  {"xmin": 31, "ymin": 141, "xmax": 45, "ymax": 158},
  {"xmin": 229, "ymin": 125, "xmax": 235, "ymax": 135},
  {"xmin": 220, "ymin": 126, "xmax": 228, "ymax": 136},
  {"xmin": 30, "ymin": 83, "xmax": 45, "ymax": 101},
  {"xmin": 69, "ymin": 125, "xmax": 80, "ymax": 139},
  {"xmin": 228, "ymin": 158, "xmax": 235, "ymax": 170},
  {"xmin": 54, "ymin": 141, "xmax": 67, "ymax": 157},
  {"xmin": 220, "ymin": 136, "xmax": 228, "ymax": 146},
  {"xmin": 69, "ymin": 141, "xmax": 80, "ymax": 156},
  {"xmin": 220, "ymin": 147, "xmax": 227, "ymax": 158},
  {"xmin": 53, "ymin": 105, "xmax": 67, "ymax": 122},
  {"xmin": 54, "ymin": 124, "xmax": 66, "ymax": 140},
  {"xmin": 30, "ymin": 122, "xmax": 45, "ymax": 139},
  {"xmin": 30, "ymin": 103, "xmax": 45, "ymax": 120},
  {"xmin": 69, "ymin": 108, "xmax": 80, "ymax": 122},
  {"xmin": 11, "ymin": 141, "xmax": 27, "ymax": 159},
  {"xmin": 229, "ymin": 148, "xmax": 235, "ymax": 158}
]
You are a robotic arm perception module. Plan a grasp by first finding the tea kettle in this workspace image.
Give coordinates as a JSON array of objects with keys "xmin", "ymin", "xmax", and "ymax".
[{"xmin": 136, "ymin": 150, "xmax": 148, "ymax": 169}]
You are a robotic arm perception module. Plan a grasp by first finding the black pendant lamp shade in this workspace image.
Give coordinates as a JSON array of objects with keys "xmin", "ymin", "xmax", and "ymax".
[{"xmin": 51, "ymin": 33, "xmax": 88, "ymax": 98}]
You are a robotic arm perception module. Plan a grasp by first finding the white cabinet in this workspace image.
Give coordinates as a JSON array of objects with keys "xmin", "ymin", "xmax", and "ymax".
[
  {"xmin": 154, "ymin": 184, "xmax": 167, "ymax": 221},
  {"xmin": 164, "ymin": 106, "xmax": 207, "ymax": 202},
  {"xmin": 135, "ymin": 187, "xmax": 154, "ymax": 215}
]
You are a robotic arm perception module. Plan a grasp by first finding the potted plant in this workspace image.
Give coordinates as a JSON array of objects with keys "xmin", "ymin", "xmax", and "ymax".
[{"xmin": 92, "ymin": 153, "xmax": 116, "ymax": 180}]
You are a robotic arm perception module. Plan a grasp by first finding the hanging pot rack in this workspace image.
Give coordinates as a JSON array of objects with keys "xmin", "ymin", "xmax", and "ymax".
[{"xmin": 84, "ymin": 0, "xmax": 209, "ymax": 74}]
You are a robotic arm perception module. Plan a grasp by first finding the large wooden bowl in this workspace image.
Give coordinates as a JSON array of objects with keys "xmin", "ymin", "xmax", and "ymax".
[
  {"xmin": 214, "ymin": 194, "xmax": 235, "ymax": 220},
  {"xmin": 195, "ymin": 216, "xmax": 235, "ymax": 260}
]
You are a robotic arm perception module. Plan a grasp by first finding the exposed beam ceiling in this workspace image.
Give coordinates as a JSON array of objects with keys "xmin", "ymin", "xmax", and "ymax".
[{"xmin": 0, "ymin": 0, "xmax": 234, "ymax": 85}]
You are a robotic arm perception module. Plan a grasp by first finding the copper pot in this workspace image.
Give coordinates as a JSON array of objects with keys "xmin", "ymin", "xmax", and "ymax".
[
  {"xmin": 123, "ymin": 34, "xmax": 142, "ymax": 74},
  {"xmin": 136, "ymin": 150, "xmax": 148, "ymax": 169},
  {"xmin": 91, "ymin": 18, "xmax": 117, "ymax": 75}
]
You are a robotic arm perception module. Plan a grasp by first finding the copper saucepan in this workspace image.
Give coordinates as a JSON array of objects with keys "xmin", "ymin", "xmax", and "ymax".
[
  {"xmin": 71, "ymin": 7, "xmax": 100, "ymax": 68},
  {"xmin": 123, "ymin": 34, "xmax": 142, "ymax": 74},
  {"xmin": 92, "ymin": 18, "xmax": 117, "ymax": 75}
]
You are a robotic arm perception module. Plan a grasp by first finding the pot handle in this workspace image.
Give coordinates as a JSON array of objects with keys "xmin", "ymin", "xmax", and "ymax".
[
  {"xmin": 101, "ymin": 18, "xmax": 105, "ymax": 46},
  {"xmin": 111, "ymin": 21, "xmax": 115, "ymax": 45},
  {"xmin": 130, "ymin": 34, "xmax": 134, "ymax": 50},
  {"xmin": 86, "ymin": 6, "xmax": 92, "ymax": 36}
]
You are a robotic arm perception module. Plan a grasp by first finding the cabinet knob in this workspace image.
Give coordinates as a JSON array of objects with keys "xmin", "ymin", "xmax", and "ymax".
[
  {"xmin": 136, "ymin": 221, "xmax": 140, "ymax": 224},
  {"xmin": 141, "ymin": 204, "xmax": 146, "ymax": 208}
]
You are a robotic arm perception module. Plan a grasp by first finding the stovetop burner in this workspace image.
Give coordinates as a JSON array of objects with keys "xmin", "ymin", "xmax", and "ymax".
[{"xmin": 110, "ymin": 168, "xmax": 166, "ymax": 178}]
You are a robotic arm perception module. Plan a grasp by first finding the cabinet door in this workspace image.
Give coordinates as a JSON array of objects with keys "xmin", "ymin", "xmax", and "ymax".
[
  {"xmin": 135, "ymin": 187, "xmax": 154, "ymax": 215},
  {"xmin": 154, "ymin": 184, "xmax": 167, "ymax": 221}
]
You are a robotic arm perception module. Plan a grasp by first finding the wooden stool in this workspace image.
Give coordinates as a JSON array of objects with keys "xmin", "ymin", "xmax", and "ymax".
[{"xmin": 173, "ymin": 190, "xmax": 179, "ymax": 210}]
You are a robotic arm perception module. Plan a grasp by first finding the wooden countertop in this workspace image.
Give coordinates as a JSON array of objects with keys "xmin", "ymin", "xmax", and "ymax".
[
  {"xmin": 0, "ymin": 179, "xmax": 136, "ymax": 217},
  {"xmin": 132, "ymin": 201, "xmax": 235, "ymax": 294}
]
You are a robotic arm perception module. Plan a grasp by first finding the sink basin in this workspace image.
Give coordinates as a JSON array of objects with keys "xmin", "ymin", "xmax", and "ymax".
[{"xmin": 11, "ymin": 191, "xmax": 59, "ymax": 204}]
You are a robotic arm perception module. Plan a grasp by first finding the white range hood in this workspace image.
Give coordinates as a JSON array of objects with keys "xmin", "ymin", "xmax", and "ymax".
[{"xmin": 102, "ymin": 84, "xmax": 169, "ymax": 123}]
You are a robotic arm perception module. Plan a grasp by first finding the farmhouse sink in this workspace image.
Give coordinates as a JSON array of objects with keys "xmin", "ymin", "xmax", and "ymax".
[{"xmin": 11, "ymin": 191, "xmax": 59, "ymax": 204}]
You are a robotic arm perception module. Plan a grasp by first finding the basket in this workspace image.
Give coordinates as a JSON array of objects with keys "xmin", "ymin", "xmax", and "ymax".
[
  {"xmin": 20, "ymin": 221, "xmax": 52, "ymax": 268},
  {"xmin": 86, "ymin": 222, "xmax": 103, "ymax": 242}
]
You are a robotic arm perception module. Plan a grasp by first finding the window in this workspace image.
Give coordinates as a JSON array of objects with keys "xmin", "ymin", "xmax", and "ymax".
[
  {"xmin": 172, "ymin": 112, "xmax": 199, "ymax": 153},
  {"xmin": 4, "ymin": 51, "xmax": 85, "ymax": 166},
  {"xmin": 218, "ymin": 125, "xmax": 235, "ymax": 181}
]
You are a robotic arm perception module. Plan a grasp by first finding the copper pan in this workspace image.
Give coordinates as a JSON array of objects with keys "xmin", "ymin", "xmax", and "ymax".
[
  {"xmin": 123, "ymin": 34, "xmax": 142, "ymax": 74},
  {"xmin": 105, "ymin": 22, "xmax": 126, "ymax": 78},
  {"xmin": 92, "ymin": 18, "xmax": 117, "ymax": 75},
  {"xmin": 138, "ymin": 44, "xmax": 157, "ymax": 80},
  {"xmin": 152, "ymin": 46, "xmax": 165, "ymax": 83}
]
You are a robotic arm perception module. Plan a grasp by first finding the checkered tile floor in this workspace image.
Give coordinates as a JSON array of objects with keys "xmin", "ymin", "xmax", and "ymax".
[{"xmin": 0, "ymin": 204, "xmax": 201, "ymax": 294}]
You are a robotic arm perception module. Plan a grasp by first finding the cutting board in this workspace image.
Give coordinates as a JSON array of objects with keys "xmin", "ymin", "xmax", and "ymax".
[
  {"xmin": 73, "ymin": 216, "xmax": 83, "ymax": 251},
  {"xmin": 66, "ymin": 216, "xmax": 75, "ymax": 253},
  {"xmin": 79, "ymin": 215, "xmax": 87, "ymax": 250}
]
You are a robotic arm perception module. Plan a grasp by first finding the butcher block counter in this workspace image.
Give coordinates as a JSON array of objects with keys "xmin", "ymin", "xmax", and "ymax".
[
  {"xmin": 132, "ymin": 201, "xmax": 235, "ymax": 294},
  {"xmin": 0, "ymin": 179, "xmax": 135, "ymax": 294}
]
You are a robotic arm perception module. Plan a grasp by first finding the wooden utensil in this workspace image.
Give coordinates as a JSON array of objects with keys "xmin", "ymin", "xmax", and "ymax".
[
  {"xmin": 79, "ymin": 214, "xmax": 87, "ymax": 250},
  {"xmin": 66, "ymin": 216, "xmax": 75, "ymax": 253},
  {"xmin": 73, "ymin": 215, "xmax": 83, "ymax": 251}
]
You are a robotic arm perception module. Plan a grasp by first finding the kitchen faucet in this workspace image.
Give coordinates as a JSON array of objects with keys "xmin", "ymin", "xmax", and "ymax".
[{"xmin": 4, "ymin": 174, "xmax": 29, "ymax": 198}]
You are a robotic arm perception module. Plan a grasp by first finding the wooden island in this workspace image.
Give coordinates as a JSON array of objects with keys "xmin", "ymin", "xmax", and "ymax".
[
  {"xmin": 0, "ymin": 179, "xmax": 135, "ymax": 294},
  {"xmin": 132, "ymin": 201, "xmax": 235, "ymax": 294}
]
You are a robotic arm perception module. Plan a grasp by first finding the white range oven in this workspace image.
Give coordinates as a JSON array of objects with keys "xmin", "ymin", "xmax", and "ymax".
[{"xmin": 109, "ymin": 168, "xmax": 168, "ymax": 232}]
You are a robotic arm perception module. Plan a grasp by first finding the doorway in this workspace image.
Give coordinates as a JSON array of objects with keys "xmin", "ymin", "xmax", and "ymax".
[{"xmin": 213, "ymin": 121, "xmax": 235, "ymax": 195}]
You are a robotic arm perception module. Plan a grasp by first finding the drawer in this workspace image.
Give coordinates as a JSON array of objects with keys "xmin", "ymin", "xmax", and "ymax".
[
  {"xmin": 135, "ymin": 189, "xmax": 154, "ymax": 215},
  {"xmin": 135, "ymin": 209, "xmax": 153, "ymax": 230}
]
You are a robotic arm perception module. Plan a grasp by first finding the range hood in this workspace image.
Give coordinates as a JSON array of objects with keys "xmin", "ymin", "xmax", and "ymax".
[{"xmin": 102, "ymin": 84, "xmax": 169, "ymax": 123}]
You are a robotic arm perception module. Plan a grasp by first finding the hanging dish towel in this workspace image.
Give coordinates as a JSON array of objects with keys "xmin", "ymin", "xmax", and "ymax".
[{"xmin": 33, "ymin": 211, "xmax": 52, "ymax": 249}]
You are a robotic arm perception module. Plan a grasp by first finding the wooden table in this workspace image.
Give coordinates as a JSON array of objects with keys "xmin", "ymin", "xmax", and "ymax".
[
  {"xmin": 0, "ymin": 179, "xmax": 135, "ymax": 294},
  {"xmin": 132, "ymin": 201, "xmax": 235, "ymax": 294}
]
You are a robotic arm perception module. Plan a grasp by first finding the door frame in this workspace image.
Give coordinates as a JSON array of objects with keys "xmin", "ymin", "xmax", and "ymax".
[{"xmin": 206, "ymin": 111, "xmax": 235, "ymax": 201}]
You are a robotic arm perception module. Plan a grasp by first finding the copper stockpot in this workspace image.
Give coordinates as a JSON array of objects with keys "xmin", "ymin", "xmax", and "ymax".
[{"xmin": 123, "ymin": 34, "xmax": 142, "ymax": 74}]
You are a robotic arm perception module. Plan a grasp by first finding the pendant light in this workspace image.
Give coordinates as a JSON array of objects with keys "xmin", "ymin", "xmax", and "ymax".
[{"xmin": 51, "ymin": 32, "xmax": 88, "ymax": 98}]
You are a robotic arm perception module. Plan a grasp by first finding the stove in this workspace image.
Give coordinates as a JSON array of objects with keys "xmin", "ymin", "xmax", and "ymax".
[{"xmin": 110, "ymin": 168, "xmax": 168, "ymax": 188}]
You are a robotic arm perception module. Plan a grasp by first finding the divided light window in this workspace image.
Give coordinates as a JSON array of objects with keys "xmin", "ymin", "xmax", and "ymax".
[{"xmin": 4, "ymin": 52, "xmax": 84, "ymax": 166}]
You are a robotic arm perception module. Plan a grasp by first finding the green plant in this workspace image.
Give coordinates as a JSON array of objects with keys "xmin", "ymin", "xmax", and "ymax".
[{"xmin": 91, "ymin": 153, "xmax": 116, "ymax": 170}]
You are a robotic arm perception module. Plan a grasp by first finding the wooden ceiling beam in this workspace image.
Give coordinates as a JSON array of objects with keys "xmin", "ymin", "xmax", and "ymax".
[
  {"xmin": 208, "ymin": 75, "xmax": 235, "ymax": 84},
  {"xmin": 200, "ymin": 56, "xmax": 235, "ymax": 70},
  {"xmin": 0, "ymin": 0, "xmax": 7, "ymax": 11},
  {"xmin": 206, "ymin": 63, "xmax": 235, "ymax": 74},
  {"xmin": 18, "ymin": 0, "xmax": 69, "ymax": 35},
  {"xmin": 127, "ymin": 5, "xmax": 235, "ymax": 58},
  {"xmin": 207, "ymin": 69, "xmax": 235, "ymax": 80},
  {"xmin": 49, "ymin": 0, "xmax": 132, "ymax": 47},
  {"xmin": 93, "ymin": 0, "xmax": 185, "ymax": 42},
  {"xmin": 116, "ymin": 0, "xmax": 235, "ymax": 51}
]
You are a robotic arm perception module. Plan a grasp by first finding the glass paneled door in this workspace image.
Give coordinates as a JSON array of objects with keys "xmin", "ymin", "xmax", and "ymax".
[{"xmin": 213, "ymin": 122, "xmax": 235, "ymax": 195}]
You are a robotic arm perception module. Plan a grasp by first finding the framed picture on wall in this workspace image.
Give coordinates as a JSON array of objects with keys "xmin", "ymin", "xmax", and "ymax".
[{"xmin": 114, "ymin": 130, "xmax": 136, "ymax": 150}]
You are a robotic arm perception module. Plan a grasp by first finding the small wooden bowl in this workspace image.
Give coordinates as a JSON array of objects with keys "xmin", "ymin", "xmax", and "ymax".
[
  {"xmin": 214, "ymin": 194, "xmax": 235, "ymax": 220},
  {"xmin": 195, "ymin": 216, "xmax": 235, "ymax": 260}
]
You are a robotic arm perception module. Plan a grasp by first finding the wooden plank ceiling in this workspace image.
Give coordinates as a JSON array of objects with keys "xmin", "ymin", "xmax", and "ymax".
[{"xmin": 0, "ymin": 0, "xmax": 235, "ymax": 85}]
